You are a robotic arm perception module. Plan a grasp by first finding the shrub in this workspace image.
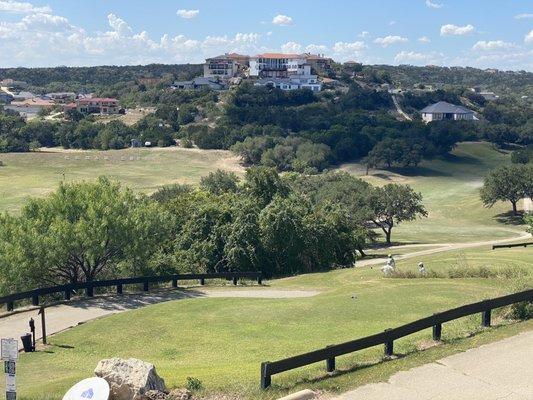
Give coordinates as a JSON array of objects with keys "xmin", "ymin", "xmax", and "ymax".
[{"xmin": 186, "ymin": 377, "xmax": 203, "ymax": 391}]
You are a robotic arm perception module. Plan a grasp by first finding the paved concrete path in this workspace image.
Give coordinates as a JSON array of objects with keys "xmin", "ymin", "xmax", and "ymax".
[
  {"xmin": 0, "ymin": 288, "xmax": 319, "ymax": 341},
  {"xmin": 333, "ymin": 330, "xmax": 533, "ymax": 400}
]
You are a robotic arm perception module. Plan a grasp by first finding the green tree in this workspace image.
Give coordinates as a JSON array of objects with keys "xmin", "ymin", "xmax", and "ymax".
[
  {"xmin": 0, "ymin": 178, "xmax": 167, "ymax": 293},
  {"xmin": 368, "ymin": 184, "xmax": 427, "ymax": 244},
  {"xmin": 200, "ymin": 170, "xmax": 240, "ymax": 195},
  {"xmin": 480, "ymin": 165, "xmax": 533, "ymax": 215}
]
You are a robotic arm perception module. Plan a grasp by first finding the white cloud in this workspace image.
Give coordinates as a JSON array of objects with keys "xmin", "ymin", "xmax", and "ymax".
[
  {"xmin": 281, "ymin": 41, "xmax": 302, "ymax": 53},
  {"xmin": 272, "ymin": 14, "xmax": 293, "ymax": 26},
  {"xmin": 394, "ymin": 50, "xmax": 443, "ymax": 65},
  {"xmin": 514, "ymin": 13, "xmax": 533, "ymax": 19},
  {"xmin": 358, "ymin": 30, "xmax": 370, "ymax": 38},
  {"xmin": 418, "ymin": 36, "xmax": 431, "ymax": 43},
  {"xmin": 472, "ymin": 40, "xmax": 517, "ymax": 51},
  {"xmin": 440, "ymin": 24, "xmax": 474, "ymax": 36},
  {"xmin": 0, "ymin": 0, "xmax": 51, "ymax": 14},
  {"xmin": 374, "ymin": 35, "xmax": 408, "ymax": 47},
  {"xmin": 266, "ymin": 31, "xmax": 273, "ymax": 36},
  {"xmin": 305, "ymin": 44, "xmax": 328, "ymax": 54},
  {"xmin": 107, "ymin": 13, "xmax": 132, "ymax": 36},
  {"xmin": 176, "ymin": 9, "xmax": 199, "ymax": 19},
  {"xmin": 425, "ymin": 0, "xmax": 443, "ymax": 9},
  {"xmin": 389, "ymin": 20, "xmax": 396, "ymax": 26},
  {"xmin": 525, "ymin": 30, "xmax": 533, "ymax": 44}
]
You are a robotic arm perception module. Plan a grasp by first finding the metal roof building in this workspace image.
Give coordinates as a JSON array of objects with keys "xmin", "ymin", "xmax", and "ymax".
[{"xmin": 421, "ymin": 101, "xmax": 475, "ymax": 122}]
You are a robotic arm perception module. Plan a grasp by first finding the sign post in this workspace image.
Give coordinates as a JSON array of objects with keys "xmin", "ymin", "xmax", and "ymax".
[{"xmin": 1, "ymin": 338, "xmax": 18, "ymax": 400}]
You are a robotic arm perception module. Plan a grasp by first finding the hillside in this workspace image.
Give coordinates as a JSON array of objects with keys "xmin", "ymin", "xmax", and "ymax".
[
  {"xmin": 341, "ymin": 142, "xmax": 526, "ymax": 244},
  {"xmin": 0, "ymin": 147, "xmax": 243, "ymax": 213}
]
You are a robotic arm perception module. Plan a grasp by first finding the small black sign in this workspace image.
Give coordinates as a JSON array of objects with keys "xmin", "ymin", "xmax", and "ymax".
[
  {"xmin": 4, "ymin": 360, "xmax": 15, "ymax": 375},
  {"xmin": 6, "ymin": 391, "xmax": 16, "ymax": 400}
]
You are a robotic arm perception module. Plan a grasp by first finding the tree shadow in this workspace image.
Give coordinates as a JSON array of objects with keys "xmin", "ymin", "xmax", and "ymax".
[
  {"xmin": 493, "ymin": 211, "xmax": 525, "ymax": 226},
  {"xmin": 386, "ymin": 166, "xmax": 451, "ymax": 178}
]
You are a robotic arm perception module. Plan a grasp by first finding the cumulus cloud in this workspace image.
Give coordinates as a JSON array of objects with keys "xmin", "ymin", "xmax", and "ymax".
[
  {"xmin": 418, "ymin": 36, "xmax": 431, "ymax": 43},
  {"xmin": 514, "ymin": 13, "xmax": 533, "ymax": 19},
  {"xmin": 280, "ymin": 41, "xmax": 302, "ymax": 53},
  {"xmin": 272, "ymin": 14, "xmax": 293, "ymax": 26},
  {"xmin": 374, "ymin": 35, "xmax": 408, "ymax": 47},
  {"xmin": 425, "ymin": 0, "xmax": 443, "ymax": 9},
  {"xmin": 108, "ymin": 13, "xmax": 132, "ymax": 36},
  {"xmin": 358, "ymin": 31, "xmax": 370, "ymax": 38},
  {"xmin": 0, "ymin": 0, "xmax": 51, "ymax": 14},
  {"xmin": 305, "ymin": 44, "xmax": 328, "ymax": 54},
  {"xmin": 394, "ymin": 50, "xmax": 443, "ymax": 65},
  {"xmin": 472, "ymin": 40, "xmax": 517, "ymax": 51},
  {"xmin": 440, "ymin": 24, "xmax": 474, "ymax": 36},
  {"xmin": 526, "ymin": 30, "xmax": 533, "ymax": 44},
  {"xmin": 176, "ymin": 9, "xmax": 199, "ymax": 19}
]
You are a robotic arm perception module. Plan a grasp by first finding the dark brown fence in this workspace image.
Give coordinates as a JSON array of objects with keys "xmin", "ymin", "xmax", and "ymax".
[
  {"xmin": 260, "ymin": 288, "xmax": 533, "ymax": 389},
  {"xmin": 492, "ymin": 242, "xmax": 532, "ymax": 250},
  {"xmin": 0, "ymin": 271, "xmax": 262, "ymax": 312}
]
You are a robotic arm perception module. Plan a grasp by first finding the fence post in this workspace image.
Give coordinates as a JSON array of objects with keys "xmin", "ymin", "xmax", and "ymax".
[
  {"xmin": 232, "ymin": 276, "xmax": 238, "ymax": 286},
  {"xmin": 143, "ymin": 281, "xmax": 149, "ymax": 292},
  {"xmin": 117, "ymin": 283, "xmax": 123, "ymax": 295},
  {"xmin": 257, "ymin": 274, "xmax": 262, "ymax": 285},
  {"xmin": 64, "ymin": 289, "xmax": 71, "ymax": 301},
  {"xmin": 384, "ymin": 328, "xmax": 394, "ymax": 358},
  {"xmin": 7, "ymin": 301, "xmax": 14, "ymax": 312},
  {"xmin": 260, "ymin": 362, "xmax": 271, "ymax": 389},
  {"xmin": 199, "ymin": 278, "xmax": 205, "ymax": 286},
  {"xmin": 172, "ymin": 278, "xmax": 178, "ymax": 288},
  {"xmin": 482, "ymin": 309, "xmax": 491, "ymax": 327},
  {"xmin": 432, "ymin": 313, "xmax": 442, "ymax": 341},
  {"xmin": 326, "ymin": 345, "xmax": 335, "ymax": 373},
  {"xmin": 86, "ymin": 283, "xmax": 94, "ymax": 297},
  {"xmin": 32, "ymin": 295, "xmax": 39, "ymax": 306}
]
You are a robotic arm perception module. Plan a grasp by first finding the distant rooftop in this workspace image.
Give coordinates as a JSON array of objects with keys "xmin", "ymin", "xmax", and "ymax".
[
  {"xmin": 421, "ymin": 101, "xmax": 474, "ymax": 114},
  {"xmin": 255, "ymin": 53, "xmax": 303, "ymax": 59}
]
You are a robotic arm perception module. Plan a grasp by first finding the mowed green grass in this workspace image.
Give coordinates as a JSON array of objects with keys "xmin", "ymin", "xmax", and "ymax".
[
  {"xmin": 341, "ymin": 142, "xmax": 526, "ymax": 244},
  {"xmin": 0, "ymin": 147, "xmax": 243, "ymax": 213},
  {"xmin": 8, "ymin": 246, "xmax": 532, "ymax": 399}
]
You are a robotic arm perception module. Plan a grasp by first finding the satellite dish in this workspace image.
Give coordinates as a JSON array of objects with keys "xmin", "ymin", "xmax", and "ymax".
[{"xmin": 62, "ymin": 377, "xmax": 110, "ymax": 400}]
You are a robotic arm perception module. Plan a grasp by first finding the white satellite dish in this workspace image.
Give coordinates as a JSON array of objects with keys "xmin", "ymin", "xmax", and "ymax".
[{"xmin": 62, "ymin": 377, "xmax": 110, "ymax": 400}]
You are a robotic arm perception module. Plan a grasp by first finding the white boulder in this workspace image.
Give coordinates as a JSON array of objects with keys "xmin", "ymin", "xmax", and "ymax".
[{"xmin": 94, "ymin": 358, "xmax": 166, "ymax": 400}]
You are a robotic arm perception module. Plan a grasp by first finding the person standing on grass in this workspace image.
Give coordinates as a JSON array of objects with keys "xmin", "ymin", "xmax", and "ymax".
[
  {"xmin": 418, "ymin": 262, "xmax": 426, "ymax": 276},
  {"xmin": 387, "ymin": 254, "xmax": 396, "ymax": 270}
]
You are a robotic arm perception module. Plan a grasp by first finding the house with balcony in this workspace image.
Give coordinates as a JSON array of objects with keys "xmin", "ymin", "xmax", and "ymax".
[
  {"xmin": 204, "ymin": 53, "xmax": 250, "ymax": 79},
  {"xmin": 304, "ymin": 54, "xmax": 334, "ymax": 74},
  {"xmin": 76, "ymin": 98, "xmax": 120, "ymax": 115},
  {"xmin": 254, "ymin": 74, "xmax": 321, "ymax": 92},
  {"xmin": 249, "ymin": 53, "xmax": 310, "ymax": 78}
]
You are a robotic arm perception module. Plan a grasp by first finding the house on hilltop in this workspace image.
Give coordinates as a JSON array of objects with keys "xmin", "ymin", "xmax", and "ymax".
[
  {"xmin": 76, "ymin": 98, "xmax": 120, "ymax": 115},
  {"xmin": 203, "ymin": 53, "xmax": 249, "ymax": 79},
  {"xmin": 421, "ymin": 101, "xmax": 476, "ymax": 122}
]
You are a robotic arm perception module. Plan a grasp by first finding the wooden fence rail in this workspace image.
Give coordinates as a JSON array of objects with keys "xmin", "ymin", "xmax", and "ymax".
[
  {"xmin": 1, "ymin": 271, "xmax": 262, "ymax": 312},
  {"xmin": 260, "ymin": 288, "xmax": 533, "ymax": 389},
  {"xmin": 492, "ymin": 242, "xmax": 532, "ymax": 250}
]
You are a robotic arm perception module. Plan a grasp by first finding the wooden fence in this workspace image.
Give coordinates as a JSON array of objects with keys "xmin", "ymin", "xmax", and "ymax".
[
  {"xmin": 492, "ymin": 242, "xmax": 532, "ymax": 250},
  {"xmin": 260, "ymin": 288, "xmax": 533, "ymax": 389},
  {"xmin": 0, "ymin": 272, "xmax": 262, "ymax": 312}
]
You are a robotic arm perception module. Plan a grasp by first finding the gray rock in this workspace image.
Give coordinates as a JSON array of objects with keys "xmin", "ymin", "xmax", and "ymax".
[
  {"xmin": 94, "ymin": 358, "xmax": 166, "ymax": 400},
  {"xmin": 167, "ymin": 389, "xmax": 193, "ymax": 400}
]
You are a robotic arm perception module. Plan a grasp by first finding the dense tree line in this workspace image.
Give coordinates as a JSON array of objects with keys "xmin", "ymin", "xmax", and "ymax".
[
  {"xmin": 0, "ymin": 103, "xmax": 204, "ymax": 151},
  {"xmin": 0, "ymin": 170, "xmax": 427, "ymax": 294}
]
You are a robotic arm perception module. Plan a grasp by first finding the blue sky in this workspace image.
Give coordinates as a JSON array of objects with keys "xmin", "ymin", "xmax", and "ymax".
[{"xmin": 0, "ymin": 0, "xmax": 532, "ymax": 70}]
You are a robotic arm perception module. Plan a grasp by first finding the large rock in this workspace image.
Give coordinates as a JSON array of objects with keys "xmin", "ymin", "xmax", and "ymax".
[{"xmin": 94, "ymin": 358, "xmax": 166, "ymax": 400}]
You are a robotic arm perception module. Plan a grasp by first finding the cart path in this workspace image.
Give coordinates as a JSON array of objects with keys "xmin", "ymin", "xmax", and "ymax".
[
  {"xmin": 0, "ymin": 288, "xmax": 320, "ymax": 341},
  {"xmin": 332, "ymin": 330, "xmax": 533, "ymax": 400},
  {"xmin": 1, "ymin": 230, "xmax": 530, "ymax": 341},
  {"xmin": 356, "ymin": 229, "xmax": 531, "ymax": 268}
]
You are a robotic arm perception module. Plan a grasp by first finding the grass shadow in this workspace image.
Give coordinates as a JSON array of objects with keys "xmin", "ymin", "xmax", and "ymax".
[{"xmin": 386, "ymin": 165, "xmax": 451, "ymax": 178}]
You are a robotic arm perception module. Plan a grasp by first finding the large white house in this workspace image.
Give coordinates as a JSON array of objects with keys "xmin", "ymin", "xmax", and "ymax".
[
  {"xmin": 421, "ymin": 101, "xmax": 476, "ymax": 122},
  {"xmin": 254, "ymin": 75, "xmax": 321, "ymax": 92},
  {"xmin": 249, "ymin": 53, "xmax": 309, "ymax": 78}
]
